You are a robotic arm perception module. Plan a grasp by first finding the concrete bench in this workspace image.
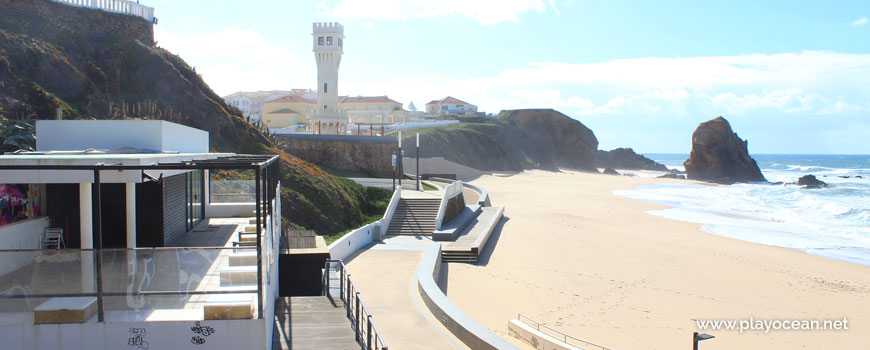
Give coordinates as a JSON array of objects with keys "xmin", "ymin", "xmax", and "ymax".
[
  {"xmin": 220, "ymin": 265, "xmax": 259, "ymax": 286},
  {"xmin": 204, "ymin": 293, "xmax": 255, "ymax": 320},
  {"xmin": 239, "ymin": 233, "xmax": 258, "ymax": 243},
  {"xmin": 34, "ymin": 297, "xmax": 97, "ymax": 324},
  {"xmin": 228, "ymin": 251, "xmax": 258, "ymax": 266}
]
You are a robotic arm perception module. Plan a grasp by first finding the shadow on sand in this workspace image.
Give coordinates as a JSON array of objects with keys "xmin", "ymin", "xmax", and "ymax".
[{"xmin": 438, "ymin": 216, "xmax": 511, "ymax": 294}]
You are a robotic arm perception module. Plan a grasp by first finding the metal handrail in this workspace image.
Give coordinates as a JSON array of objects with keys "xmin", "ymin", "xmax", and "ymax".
[
  {"xmin": 517, "ymin": 313, "xmax": 613, "ymax": 350},
  {"xmin": 324, "ymin": 259, "xmax": 388, "ymax": 350}
]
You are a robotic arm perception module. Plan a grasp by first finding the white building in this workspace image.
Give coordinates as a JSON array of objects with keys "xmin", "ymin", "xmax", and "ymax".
[
  {"xmin": 307, "ymin": 22, "xmax": 348, "ymax": 135},
  {"xmin": 425, "ymin": 96, "xmax": 478, "ymax": 116},
  {"xmin": 0, "ymin": 120, "xmax": 283, "ymax": 350},
  {"xmin": 223, "ymin": 90, "xmax": 314, "ymax": 122}
]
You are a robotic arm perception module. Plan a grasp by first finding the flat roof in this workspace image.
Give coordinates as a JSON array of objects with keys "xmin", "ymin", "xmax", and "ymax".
[{"xmin": 0, "ymin": 154, "xmax": 279, "ymax": 184}]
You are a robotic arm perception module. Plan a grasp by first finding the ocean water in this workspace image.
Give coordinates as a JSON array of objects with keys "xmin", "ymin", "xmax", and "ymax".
[{"xmin": 614, "ymin": 154, "xmax": 870, "ymax": 266}]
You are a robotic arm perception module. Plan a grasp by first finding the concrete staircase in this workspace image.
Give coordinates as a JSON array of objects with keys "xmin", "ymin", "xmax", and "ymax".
[{"xmin": 385, "ymin": 198, "xmax": 441, "ymax": 236}]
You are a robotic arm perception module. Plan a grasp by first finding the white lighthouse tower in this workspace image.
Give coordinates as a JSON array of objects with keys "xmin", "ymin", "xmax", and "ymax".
[{"xmin": 309, "ymin": 22, "xmax": 347, "ymax": 135}]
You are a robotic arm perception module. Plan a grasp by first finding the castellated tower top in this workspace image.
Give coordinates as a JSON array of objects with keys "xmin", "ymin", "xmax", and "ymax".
[{"xmin": 313, "ymin": 22, "xmax": 344, "ymax": 36}]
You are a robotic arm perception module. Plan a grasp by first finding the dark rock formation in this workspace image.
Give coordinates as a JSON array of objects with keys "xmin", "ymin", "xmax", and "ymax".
[
  {"xmin": 684, "ymin": 117, "xmax": 766, "ymax": 184},
  {"xmin": 403, "ymin": 109, "xmax": 599, "ymax": 172},
  {"xmin": 596, "ymin": 148, "xmax": 668, "ymax": 171},
  {"xmin": 603, "ymin": 167, "xmax": 621, "ymax": 176},
  {"xmin": 658, "ymin": 173, "xmax": 686, "ymax": 180},
  {"xmin": 797, "ymin": 175, "xmax": 828, "ymax": 189}
]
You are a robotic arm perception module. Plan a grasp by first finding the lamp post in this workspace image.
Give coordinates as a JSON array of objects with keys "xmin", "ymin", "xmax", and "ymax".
[
  {"xmin": 392, "ymin": 154, "xmax": 397, "ymax": 191},
  {"xmin": 416, "ymin": 133, "xmax": 421, "ymax": 191},
  {"xmin": 693, "ymin": 332, "xmax": 714, "ymax": 350},
  {"xmin": 397, "ymin": 131, "xmax": 402, "ymax": 188}
]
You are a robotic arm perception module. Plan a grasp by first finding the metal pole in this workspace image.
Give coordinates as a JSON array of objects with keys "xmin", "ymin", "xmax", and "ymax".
[
  {"xmin": 93, "ymin": 169, "xmax": 104, "ymax": 323},
  {"xmin": 324, "ymin": 261, "xmax": 330, "ymax": 297},
  {"xmin": 397, "ymin": 132, "xmax": 402, "ymax": 188},
  {"xmin": 340, "ymin": 263, "xmax": 345, "ymax": 302},
  {"xmin": 346, "ymin": 275, "xmax": 352, "ymax": 318},
  {"xmin": 199, "ymin": 170, "xmax": 206, "ymax": 220},
  {"xmin": 693, "ymin": 332, "xmax": 699, "ymax": 350},
  {"xmin": 366, "ymin": 315, "xmax": 373, "ymax": 350},
  {"xmin": 416, "ymin": 133, "xmax": 420, "ymax": 191},
  {"xmin": 255, "ymin": 169, "xmax": 263, "ymax": 319},
  {"xmin": 355, "ymin": 292, "xmax": 361, "ymax": 342}
]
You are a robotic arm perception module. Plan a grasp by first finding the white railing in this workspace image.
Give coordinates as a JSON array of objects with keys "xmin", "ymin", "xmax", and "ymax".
[
  {"xmin": 52, "ymin": 0, "xmax": 156, "ymax": 23},
  {"xmin": 517, "ymin": 313, "xmax": 612, "ymax": 350},
  {"xmin": 434, "ymin": 180, "xmax": 463, "ymax": 230}
]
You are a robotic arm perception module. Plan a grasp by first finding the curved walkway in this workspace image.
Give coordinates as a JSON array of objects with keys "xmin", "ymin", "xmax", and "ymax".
[{"xmin": 344, "ymin": 237, "xmax": 468, "ymax": 350}]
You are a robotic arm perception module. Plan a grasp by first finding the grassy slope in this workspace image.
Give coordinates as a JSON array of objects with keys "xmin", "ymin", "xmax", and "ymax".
[{"xmin": 0, "ymin": 5, "xmax": 389, "ymax": 236}]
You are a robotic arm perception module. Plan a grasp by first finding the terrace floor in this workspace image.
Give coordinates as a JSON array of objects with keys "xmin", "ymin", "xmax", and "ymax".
[{"xmin": 0, "ymin": 217, "xmax": 262, "ymax": 324}]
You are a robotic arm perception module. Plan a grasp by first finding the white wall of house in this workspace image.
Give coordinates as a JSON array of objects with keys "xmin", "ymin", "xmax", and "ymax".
[
  {"xmin": 0, "ymin": 319, "xmax": 268, "ymax": 350},
  {"xmin": 0, "ymin": 217, "xmax": 49, "ymax": 276}
]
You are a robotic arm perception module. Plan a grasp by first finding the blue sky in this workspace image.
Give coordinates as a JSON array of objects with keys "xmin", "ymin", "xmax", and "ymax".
[{"xmin": 152, "ymin": 0, "xmax": 870, "ymax": 154}]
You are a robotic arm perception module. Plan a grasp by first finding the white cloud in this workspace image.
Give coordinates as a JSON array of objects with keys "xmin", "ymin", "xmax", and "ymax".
[
  {"xmin": 394, "ymin": 51, "xmax": 870, "ymax": 117},
  {"xmin": 853, "ymin": 17, "xmax": 869, "ymax": 26},
  {"xmin": 317, "ymin": 0, "xmax": 548, "ymax": 25},
  {"xmin": 150, "ymin": 27, "xmax": 870, "ymax": 126},
  {"xmin": 154, "ymin": 28, "xmax": 309, "ymax": 95}
]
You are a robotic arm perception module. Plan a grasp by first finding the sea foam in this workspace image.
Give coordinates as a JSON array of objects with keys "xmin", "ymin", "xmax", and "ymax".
[{"xmin": 616, "ymin": 154, "xmax": 870, "ymax": 266}]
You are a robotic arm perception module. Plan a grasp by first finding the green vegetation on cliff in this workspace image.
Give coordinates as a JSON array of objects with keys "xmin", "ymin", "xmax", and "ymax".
[
  {"xmin": 0, "ymin": 0, "xmax": 388, "ymax": 236},
  {"xmin": 405, "ymin": 109, "xmax": 599, "ymax": 172}
]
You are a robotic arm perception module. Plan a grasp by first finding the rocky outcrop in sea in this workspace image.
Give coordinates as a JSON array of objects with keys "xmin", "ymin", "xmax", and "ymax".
[{"xmin": 684, "ymin": 116, "xmax": 766, "ymax": 184}]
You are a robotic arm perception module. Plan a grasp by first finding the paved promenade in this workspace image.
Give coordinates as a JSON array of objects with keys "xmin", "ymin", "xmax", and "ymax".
[{"xmin": 345, "ymin": 237, "xmax": 468, "ymax": 350}]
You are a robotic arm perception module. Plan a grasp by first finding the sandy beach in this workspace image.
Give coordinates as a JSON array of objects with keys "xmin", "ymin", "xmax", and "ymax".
[{"xmin": 445, "ymin": 170, "xmax": 870, "ymax": 350}]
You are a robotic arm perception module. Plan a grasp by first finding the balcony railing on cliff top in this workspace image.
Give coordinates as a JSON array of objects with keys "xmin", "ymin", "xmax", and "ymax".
[{"xmin": 53, "ymin": 0, "xmax": 156, "ymax": 23}]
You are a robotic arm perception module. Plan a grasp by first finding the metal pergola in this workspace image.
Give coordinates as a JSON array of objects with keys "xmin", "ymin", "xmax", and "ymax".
[{"xmin": 0, "ymin": 154, "xmax": 281, "ymax": 321}]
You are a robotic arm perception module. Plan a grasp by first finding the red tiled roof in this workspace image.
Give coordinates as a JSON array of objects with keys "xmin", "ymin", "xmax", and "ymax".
[
  {"xmin": 339, "ymin": 96, "xmax": 400, "ymax": 104},
  {"xmin": 426, "ymin": 96, "xmax": 474, "ymax": 106},
  {"xmin": 267, "ymin": 108, "xmax": 299, "ymax": 114}
]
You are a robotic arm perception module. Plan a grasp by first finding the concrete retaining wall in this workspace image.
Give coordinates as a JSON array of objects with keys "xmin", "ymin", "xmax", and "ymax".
[
  {"xmin": 277, "ymin": 136, "xmax": 399, "ymax": 178},
  {"xmin": 327, "ymin": 223, "xmax": 374, "ymax": 263},
  {"xmin": 415, "ymin": 244, "xmax": 519, "ymax": 350}
]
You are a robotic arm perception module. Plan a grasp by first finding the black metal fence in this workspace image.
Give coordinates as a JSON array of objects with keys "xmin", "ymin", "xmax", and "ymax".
[{"xmin": 323, "ymin": 259, "xmax": 388, "ymax": 350}]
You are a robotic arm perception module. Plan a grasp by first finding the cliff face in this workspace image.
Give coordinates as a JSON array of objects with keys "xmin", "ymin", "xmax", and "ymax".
[
  {"xmin": 404, "ymin": 109, "xmax": 599, "ymax": 172},
  {"xmin": 684, "ymin": 116, "xmax": 766, "ymax": 184},
  {"xmin": 0, "ymin": 0, "xmax": 387, "ymax": 235}
]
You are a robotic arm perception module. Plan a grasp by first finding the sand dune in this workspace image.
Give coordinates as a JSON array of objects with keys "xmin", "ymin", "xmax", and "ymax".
[{"xmin": 445, "ymin": 170, "xmax": 870, "ymax": 350}]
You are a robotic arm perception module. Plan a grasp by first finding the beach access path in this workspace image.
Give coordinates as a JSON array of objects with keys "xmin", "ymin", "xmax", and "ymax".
[
  {"xmin": 445, "ymin": 170, "xmax": 870, "ymax": 350},
  {"xmin": 344, "ymin": 237, "xmax": 471, "ymax": 350}
]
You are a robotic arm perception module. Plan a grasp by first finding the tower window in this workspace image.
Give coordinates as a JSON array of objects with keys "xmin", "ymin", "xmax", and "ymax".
[
  {"xmin": 339, "ymin": 38, "xmax": 343, "ymax": 47},
  {"xmin": 327, "ymin": 36, "xmax": 333, "ymax": 45},
  {"xmin": 324, "ymin": 83, "xmax": 328, "ymax": 93},
  {"xmin": 318, "ymin": 37, "xmax": 324, "ymax": 45},
  {"xmin": 324, "ymin": 105, "xmax": 327, "ymax": 110}
]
